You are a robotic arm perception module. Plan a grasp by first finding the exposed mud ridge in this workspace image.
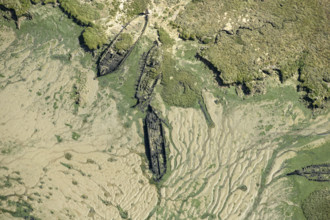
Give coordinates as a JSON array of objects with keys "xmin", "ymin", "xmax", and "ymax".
[
  {"xmin": 195, "ymin": 53, "xmax": 230, "ymax": 88},
  {"xmin": 0, "ymin": 5, "xmax": 17, "ymax": 21},
  {"xmin": 97, "ymin": 12, "xmax": 149, "ymax": 77},
  {"xmin": 144, "ymin": 106, "xmax": 167, "ymax": 181},
  {"xmin": 196, "ymin": 53, "xmax": 264, "ymax": 95},
  {"xmin": 287, "ymin": 164, "xmax": 330, "ymax": 182},
  {"xmin": 135, "ymin": 41, "xmax": 162, "ymax": 111}
]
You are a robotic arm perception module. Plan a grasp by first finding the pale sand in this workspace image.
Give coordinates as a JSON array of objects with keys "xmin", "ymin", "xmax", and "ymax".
[
  {"xmin": 159, "ymin": 90, "xmax": 329, "ymax": 219},
  {"xmin": 1, "ymin": 4, "xmax": 329, "ymax": 219},
  {"xmin": 0, "ymin": 26, "xmax": 157, "ymax": 219}
]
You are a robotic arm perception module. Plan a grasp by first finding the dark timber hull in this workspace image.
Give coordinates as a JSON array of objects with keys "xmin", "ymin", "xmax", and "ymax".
[
  {"xmin": 287, "ymin": 163, "xmax": 330, "ymax": 182},
  {"xmin": 144, "ymin": 107, "xmax": 167, "ymax": 181},
  {"xmin": 98, "ymin": 13, "xmax": 149, "ymax": 77},
  {"xmin": 135, "ymin": 41, "xmax": 162, "ymax": 111}
]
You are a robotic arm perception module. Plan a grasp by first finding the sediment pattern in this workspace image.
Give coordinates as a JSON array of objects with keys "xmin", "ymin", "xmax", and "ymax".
[
  {"xmin": 1, "ymin": 3, "xmax": 329, "ymax": 220},
  {"xmin": 0, "ymin": 7, "xmax": 157, "ymax": 219},
  {"xmin": 155, "ymin": 92, "xmax": 330, "ymax": 219}
]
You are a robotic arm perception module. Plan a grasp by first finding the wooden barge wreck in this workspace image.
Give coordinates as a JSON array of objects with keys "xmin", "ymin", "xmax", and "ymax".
[
  {"xmin": 135, "ymin": 41, "xmax": 162, "ymax": 110},
  {"xmin": 98, "ymin": 11, "xmax": 149, "ymax": 77},
  {"xmin": 144, "ymin": 107, "xmax": 167, "ymax": 181},
  {"xmin": 287, "ymin": 163, "xmax": 330, "ymax": 182}
]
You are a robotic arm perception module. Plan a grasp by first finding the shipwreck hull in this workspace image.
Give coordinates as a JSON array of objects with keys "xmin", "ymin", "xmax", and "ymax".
[
  {"xmin": 135, "ymin": 41, "xmax": 162, "ymax": 110},
  {"xmin": 98, "ymin": 14, "xmax": 149, "ymax": 77},
  {"xmin": 144, "ymin": 107, "xmax": 167, "ymax": 181},
  {"xmin": 98, "ymin": 52, "xmax": 125, "ymax": 76},
  {"xmin": 287, "ymin": 163, "xmax": 330, "ymax": 182}
]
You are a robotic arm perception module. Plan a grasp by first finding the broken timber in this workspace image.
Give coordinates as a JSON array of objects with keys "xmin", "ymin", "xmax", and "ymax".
[
  {"xmin": 97, "ymin": 12, "xmax": 149, "ymax": 77},
  {"xmin": 135, "ymin": 41, "xmax": 162, "ymax": 111},
  {"xmin": 144, "ymin": 106, "xmax": 167, "ymax": 181},
  {"xmin": 287, "ymin": 163, "xmax": 330, "ymax": 182}
]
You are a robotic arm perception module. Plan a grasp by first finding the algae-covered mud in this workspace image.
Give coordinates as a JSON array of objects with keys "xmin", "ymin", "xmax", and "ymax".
[{"xmin": 0, "ymin": 1, "xmax": 329, "ymax": 219}]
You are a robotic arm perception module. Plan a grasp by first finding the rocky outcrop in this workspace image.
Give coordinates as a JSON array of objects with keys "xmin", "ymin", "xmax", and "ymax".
[
  {"xmin": 98, "ymin": 13, "xmax": 149, "ymax": 77},
  {"xmin": 135, "ymin": 41, "xmax": 162, "ymax": 111},
  {"xmin": 287, "ymin": 164, "xmax": 330, "ymax": 182},
  {"xmin": 144, "ymin": 106, "xmax": 167, "ymax": 181}
]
